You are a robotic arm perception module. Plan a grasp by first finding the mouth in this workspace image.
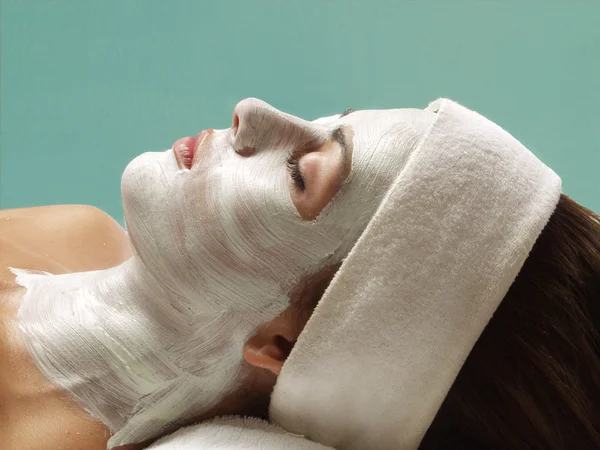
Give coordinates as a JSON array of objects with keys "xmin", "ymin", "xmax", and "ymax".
[
  {"xmin": 172, "ymin": 129, "xmax": 213, "ymax": 170},
  {"xmin": 173, "ymin": 136, "xmax": 198, "ymax": 170}
]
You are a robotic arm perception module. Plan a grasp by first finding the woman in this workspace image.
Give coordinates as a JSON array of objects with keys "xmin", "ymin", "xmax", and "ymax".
[
  {"xmin": 2, "ymin": 99, "xmax": 435, "ymax": 449},
  {"xmin": 1, "ymin": 98, "xmax": 599, "ymax": 449}
]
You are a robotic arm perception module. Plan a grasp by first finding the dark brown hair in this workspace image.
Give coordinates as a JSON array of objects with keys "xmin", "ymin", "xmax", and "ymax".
[
  {"xmin": 297, "ymin": 194, "xmax": 600, "ymax": 449},
  {"xmin": 419, "ymin": 194, "xmax": 600, "ymax": 449}
]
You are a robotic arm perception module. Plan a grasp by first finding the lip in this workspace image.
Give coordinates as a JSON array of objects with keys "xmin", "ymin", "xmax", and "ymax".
[
  {"xmin": 173, "ymin": 136, "xmax": 197, "ymax": 170},
  {"xmin": 172, "ymin": 129, "xmax": 213, "ymax": 170}
]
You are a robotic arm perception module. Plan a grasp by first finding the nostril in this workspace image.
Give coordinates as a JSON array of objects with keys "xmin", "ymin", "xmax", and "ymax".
[
  {"xmin": 236, "ymin": 146, "xmax": 256, "ymax": 157},
  {"xmin": 231, "ymin": 111, "xmax": 255, "ymax": 156},
  {"xmin": 232, "ymin": 113, "xmax": 240, "ymax": 136}
]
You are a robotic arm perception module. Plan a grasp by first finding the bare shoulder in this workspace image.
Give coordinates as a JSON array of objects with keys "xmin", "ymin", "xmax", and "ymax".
[{"xmin": 0, "ymin": 205, "xmax": 133, "ymax": 276}]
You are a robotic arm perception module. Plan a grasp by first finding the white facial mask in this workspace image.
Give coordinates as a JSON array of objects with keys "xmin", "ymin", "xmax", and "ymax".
[{"xmin": 14, "ymin": 99, "xmax": 436, "ymax": 447}]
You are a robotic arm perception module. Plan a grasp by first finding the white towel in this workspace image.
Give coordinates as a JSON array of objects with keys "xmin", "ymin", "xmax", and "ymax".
[
  {"xmin": 147, "ymin": 416, "xmax": 333, "ymax": 449},
  {"xmin": 270, "ymin": 98, "xmax": 562, "ymax": 449}
]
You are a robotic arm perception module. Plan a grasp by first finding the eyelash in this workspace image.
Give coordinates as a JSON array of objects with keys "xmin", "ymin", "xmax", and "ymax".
[
  {"xmin": 286, "ymin": 151, "xmax": 306, "ymax": 191},
  {"xmin": 285, "ymin": 110, "xmax": 352, "ymax": 191}
]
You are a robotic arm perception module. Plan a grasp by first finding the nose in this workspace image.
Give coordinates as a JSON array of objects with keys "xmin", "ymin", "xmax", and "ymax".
[{"xmin": 231, "ymin": 98, "xmax": 323, "ymax": 156}]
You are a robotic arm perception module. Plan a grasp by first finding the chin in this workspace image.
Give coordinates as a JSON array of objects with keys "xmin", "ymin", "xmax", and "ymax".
[
  {"xmin": 122, "ymin": 149, "xmax": 178, "ymax": 202},
  {"xmin": 121, "ymin": 149, "xmax": 178, "ymax": 242},
  {"xmin": 122, "ymin": 149, "xmax": 177, "ymax": 186}
]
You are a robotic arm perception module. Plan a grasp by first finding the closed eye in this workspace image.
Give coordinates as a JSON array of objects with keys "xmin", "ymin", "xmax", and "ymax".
[
  {"xmin": 286, "ymin": 151, "xmax": 305, "ymax": 191},
  {"xmin": 339, "ymin": 109, "xmax": 356, "ymax": 118}
]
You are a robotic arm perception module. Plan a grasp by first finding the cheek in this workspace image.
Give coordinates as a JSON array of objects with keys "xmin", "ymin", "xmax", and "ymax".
[
  {"xmin": 181, "ymin": 163, "xmax": 282, "ymax": 263},
  {"xmin": 169, "ymin": 142, "xmax": 309, "ymax": 278}
]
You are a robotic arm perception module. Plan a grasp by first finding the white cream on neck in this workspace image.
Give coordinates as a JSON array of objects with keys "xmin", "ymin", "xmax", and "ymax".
[{"xmin": 13, "ymin": 99, "xmax": 436, "ymax": 448}]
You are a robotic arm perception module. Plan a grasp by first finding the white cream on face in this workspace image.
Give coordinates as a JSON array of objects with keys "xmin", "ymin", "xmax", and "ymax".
[{"xmin": 14, "ymin": 99, "xmax": 436, "ymax": 447}]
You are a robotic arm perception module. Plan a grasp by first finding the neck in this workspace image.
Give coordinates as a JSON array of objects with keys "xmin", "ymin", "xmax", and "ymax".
[{"xmin": 12, "ymin": 256, "xmax": 251, "ymax": 449}]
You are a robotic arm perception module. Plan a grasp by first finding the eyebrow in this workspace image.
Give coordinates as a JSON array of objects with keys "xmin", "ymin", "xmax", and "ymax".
[{"xmin": 332, "ymin": 127, "xmax": 352, "ymax": 181}]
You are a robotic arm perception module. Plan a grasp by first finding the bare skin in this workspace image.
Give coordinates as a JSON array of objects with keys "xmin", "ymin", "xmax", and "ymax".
[
  {"xmin": 0, "ymin": 115, "xmax": 348, "ymax": 449},
  {"xmin": 0, "ymin": 205, "xmax": 134, "ymax": 450},
  {"xmin": 0, "ymin": 205, "xmax": 336, "ymax": 450}
]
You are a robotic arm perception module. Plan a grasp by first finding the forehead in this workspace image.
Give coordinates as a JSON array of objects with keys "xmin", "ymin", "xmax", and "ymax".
[
  {"xmin": 311, "ymin": 109, "xmax": 414, "ymax": 126},
  {"xmin": 308, "ymin": 108, "xmax": 434, "ymax": 168},
  {"xmin": 311, "ymin": 110, "xmax": 423, "ymax": 149}
]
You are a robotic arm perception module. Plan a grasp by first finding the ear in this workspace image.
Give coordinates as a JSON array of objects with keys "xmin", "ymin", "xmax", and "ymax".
[{"xmin": 243, "ymin": 310, "xmax": 299, "ymax": 376}]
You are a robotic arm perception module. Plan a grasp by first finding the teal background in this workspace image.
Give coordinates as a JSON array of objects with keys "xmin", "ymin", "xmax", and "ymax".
[{"xmin": 1, "ymin": 0, "xmax": 599, "ymax": 225}]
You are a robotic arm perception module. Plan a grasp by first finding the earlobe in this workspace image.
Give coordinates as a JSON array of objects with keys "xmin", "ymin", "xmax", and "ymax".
[
  {"xmin": 243, "ymin": 303, "xmax": 303, "ymax": 375},
  {"xmin": 243, "ymin": 337, "xmax": 285, "ymax": 375},
  {"xmin": 243, "ymin": 333, "xmax": 292, "ymax": 375}
]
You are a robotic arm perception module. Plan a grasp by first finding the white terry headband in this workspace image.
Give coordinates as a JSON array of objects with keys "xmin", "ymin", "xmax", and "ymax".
[{"xmin": 270, "ymin": 98, "xmax": 562, "ymax": 449}]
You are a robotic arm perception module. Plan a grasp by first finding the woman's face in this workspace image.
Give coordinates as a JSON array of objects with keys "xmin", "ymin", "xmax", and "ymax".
[{"xmin": 121, "ymin": 98, "xmax": 434, "ymax": 323}]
